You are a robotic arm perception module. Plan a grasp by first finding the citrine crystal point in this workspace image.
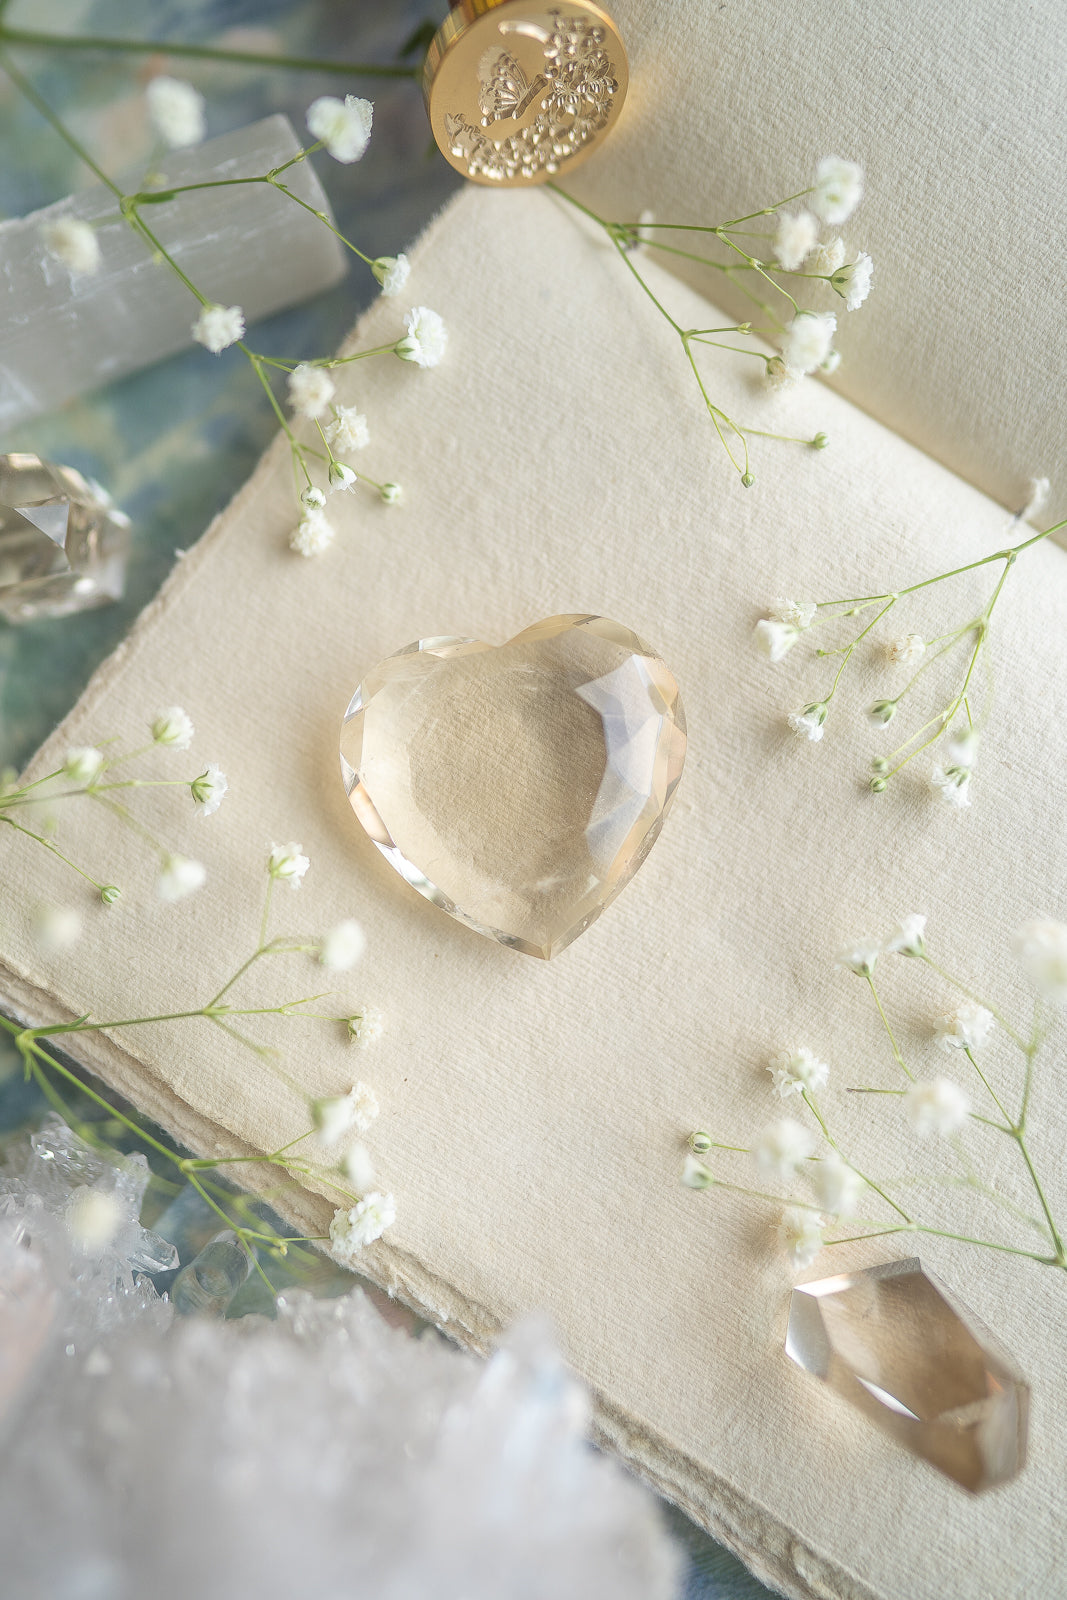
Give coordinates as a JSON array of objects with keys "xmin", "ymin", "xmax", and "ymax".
[
  {"xmin": 786, "ymin": 1257, "xmax": 1029, "ymax": 1493},
  {"xmin": 0, "ymin": 452, "xmax": 130, "ymax": 622},
  {"xmin": 340, "ymin": 614, "xmax": 686, "ymax": 958}
]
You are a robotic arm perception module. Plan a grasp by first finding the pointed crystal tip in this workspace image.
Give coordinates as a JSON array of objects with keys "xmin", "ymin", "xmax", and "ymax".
[
  {"xmin": 0, "ymin": 451, "xmax": 130, "ymax": 622},
  {"xmin": 786, "ymin": 1257, "xmax": 1029, "ymax": 1492}
]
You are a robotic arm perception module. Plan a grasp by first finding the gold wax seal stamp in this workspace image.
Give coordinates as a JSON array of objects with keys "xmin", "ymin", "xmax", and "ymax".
[{"xmin": 423, "ymin": 1, "xmax": 629, "ymax": 186}]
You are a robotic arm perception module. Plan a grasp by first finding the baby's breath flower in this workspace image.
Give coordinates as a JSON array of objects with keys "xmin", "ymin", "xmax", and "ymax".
[
  {"xmin": 769, "ymin": 597, "xmax": 817, "ymax": 629},
  {"xmin": 287, "ymin": 363, "xmax": 335, "ymax": 420},
  {"xmin": 290, "ymin": 507, "xmax": 335, "ymax": 558},
  {"xmin": 190, "ymin": 763, "xmax": 227, "ymax": 818},
  {"xmin": 371, "ymin": 253, "xmax": 410, "ymax": 295},
  {"xmin": 787, "ymin": 703, "xmax": 827, "ymax": 742},
  {"xmin": 830, "ymin": 251, "xmax": 873, "ymax": 310},
  {"xmin": 66, "ymin": 1187, "xmax": 122, "ymax": 1254},
  {"xmin": 768, "ymin": 1046, "xmax": 829, "ymax": 1099},
  {"xmin": 63, "ymin": 746, "xmax": 105, "ymax": 784},
  {"xmin": 764, "ymin": 355, "xmax": 800, "ymax": 391},
  {"xmin": 319, "ymin": 919, "xmax": 366, "ymax": 971},
  {"xmin": 347, "ymin": 1005, "xmax": 384, "ymax": 1047},
  {"xmin": 343, "ymin": 1141, "xmax": 376, "ymax": 1193},
  {"xmin": 773, "ymin": 209, "xmax": 818, "ymax": 271},
  {"xmin": 379, "ymin": 482, "xmax": 402, "ymax": 506},
  {"xmin": 778, "ymin": 1206, "xmax": 825, "ymax": 1270},
  {"xmin": 945, "ymin": 727, "xmax": 979, "ymax": 768},
  {"xmin": 754, "ymin": 617, "xmax": 799, "ymax": 662},
  {"xmin": 936, "ymin": 1003, "xmax": 994, "ymax": 1053},
  {"xmin": 754, "ymin": 1118, "xmax": 815, "ymax": 1180},
  {"xmin": 157, "ymin": 854, "xmax": 206, "ymax": 902},
  {"xmin": 780, "ymin": 310, "xmax": 837, "ymax": 377},
  {"xmin": 328, "ymin": 461, "xmax": 357, "ymax": 491},
  {"xmin": 867, "ymin": 698, "xmax": 897, "ymax": 726},
  {"xmin": 348, "ymin": 1081, "xmax": 379, "ymax": 1131},
  {"xmin": 395, "ymin": 306, "xmax": 447, "ymax": 368},
  {"xmin": 329, "ymin": 1191, "xmax": 395, "ymax": 1261},
  {"xmin": 887, "ymin": 634, "xmax": 925, "ymax": 664},
  {"xmin": 323, "ymin": 406, "xmax": 370, "ymax": 454},
  {"xmin": 1022, "ymin": 477, "xmax": 1050, "ymax": 522},
  {"xmin": 312, "ymin": 1092, "xmax": 357, "ymax": 1147},
  {"xmin": 191, "ymin": 302, "xmax": 245, "ymax": 354},
  {"xmin": 689, "ymin": 1130, "xmax": 714, "ymax": 1154},
  {"xmin": 100, "ymin": 885, "xmax": 121, "ymax": 906},
  {"xmin": 811, "ymin": 156, "xmax": 864, "ymax": 225},
  {"xmin": 681, "ymin": 1152, "xmax": 714, "ymax": 1189},
  {"xmin": 818, "ymin": 351, "xmax": 842, "ymax": 375},
  {"xmin": 30, "ymin": 904, "xmax": 83, "ymax": 952},
  {"xmin": 300, "ymin": 486, "xmax": 327, "ymax": 509},
  {"xmin": 41, "ymin": 216, "xmax": 101, "ymax": 276},
  {"xmin": 883, "ymin": 914, "xmax": 926, "ymax": 957},
  {"xmin": 1013, "ymin": 920, "xmax": 1067, "ymax": 1004},
  {"xmin": 837, "ymin": 938, "xmax": 881, "ymax": 978},
  {"xmin": 809, "ymin": 1154, "xmax": 864, "ymax": 1218},
  {"xmin": 306, "ymin": 93, "xmax": 373, "ymax": 163},
  {"xmin": 268, "ymin": 841, "xmax": 309, "ymax": 888},
  {"xmin": 146, "ymin": 76, "xmax": 205, "ymax": 149},
  {"xmin": 930, "ymin": 764, "xmax": 971, "ymax": 808},
  {"xmin": 151, "ymin": 707, "xmax": 194, "ymax": 750},
  {"xmin": 906, "ymin": 1077, "xmax": 970, "ymax": 1138},
  {"xmin": 809, "ymin": 236, "xmax": 846, "ymax": 276}
]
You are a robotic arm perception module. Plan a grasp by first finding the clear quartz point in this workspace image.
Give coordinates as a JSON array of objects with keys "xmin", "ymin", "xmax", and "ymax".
[
  {"xmin": 786, "ymin": 1257, "xmax": 1029, "ymax": 1492},
  {"xmin": 0, "ymin": 451, "xmax": 131, "ymax": 622},
  {"xmin": 340, "ymin": 614, "xmax": 686, "ymax": 958}
]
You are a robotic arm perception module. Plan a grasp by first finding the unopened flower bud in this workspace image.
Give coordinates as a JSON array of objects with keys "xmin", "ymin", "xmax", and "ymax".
[
  {"xmin": 741, "ymin": 471, "xmax": 755, "ymax": 487},
  {"xmin": 380, "ymin": 482, "xmax": 402, "ymax": 505},
  {"xmin": 301, "ymin": 486, "xmax": 326, "ymax": 509},
  {"xmin": 689, "ymin": 1130, "xmax": 714, "ymax": 1154},
  {"xmin": 868, "ymin": 699, "xmax": 897, "ymax": 726},
  {"xmin": 100, "ymin": 884, "xmax": 121, "ymax": 905}
]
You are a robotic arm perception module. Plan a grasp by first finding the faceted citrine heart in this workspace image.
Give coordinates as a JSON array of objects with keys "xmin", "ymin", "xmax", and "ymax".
[{"xmin": 339, "ymin": 615, "xmax": 686, "ymax": 958}]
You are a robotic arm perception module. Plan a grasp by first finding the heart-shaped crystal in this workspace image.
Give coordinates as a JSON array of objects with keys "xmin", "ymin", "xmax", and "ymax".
[{"xmin": 339, "ymin": 615, "xmax": 686, "ymax": 958}]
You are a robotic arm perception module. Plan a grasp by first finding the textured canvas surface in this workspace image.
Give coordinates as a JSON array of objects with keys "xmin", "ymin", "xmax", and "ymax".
[
  {"xmin": 578, "ymin": 0, "xmax": 1067, "ymax": 529},
  {"xmin": 2, "ymin": 182, "xmax": 1066, "ymax": 1600}
]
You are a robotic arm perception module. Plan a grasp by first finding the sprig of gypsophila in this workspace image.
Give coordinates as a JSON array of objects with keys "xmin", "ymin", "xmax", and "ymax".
[
  {"xmin": 756, "ymin": 485, "xmax": 1065, "ymax": 807},
  {"xmin": 3, "ymin": 54, "xmax": 446, "ymax": 553},
  {"xmin": 0, "ymin": 705, "xmax": 227, "ymax": 908},
  {"xmin": 550, "ymin": 157, "xmax": 872, "ymax": 486},
  {"xmin": 1, "ymin": 842, "xmax": 392, "ymax": 1293},
  {"xmin": 683, "ymin": 913, "xmax": 1067, "ymax": 1278}
]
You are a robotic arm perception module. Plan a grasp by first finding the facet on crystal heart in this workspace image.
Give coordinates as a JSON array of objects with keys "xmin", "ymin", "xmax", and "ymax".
[
  {"xmin": 339, "ymin": 615, "xmax": 686, "ymax": 958},
  {"xmin": 786, "ymin": 1257, "xmax": 1029, "ymax": 1492},
  {"xmin": 0, "ymin": 452, "xmax": 130, "ymax": 623}
]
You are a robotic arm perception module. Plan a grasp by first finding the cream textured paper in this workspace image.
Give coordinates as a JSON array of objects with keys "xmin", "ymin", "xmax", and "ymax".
[
  {"xmin": 575, "ymin": 0, "xmax": 1067, "ymax": 528},
  {"xmin": 3, "ymin": 189, "xmax": 1067, "ymax": 1600}
]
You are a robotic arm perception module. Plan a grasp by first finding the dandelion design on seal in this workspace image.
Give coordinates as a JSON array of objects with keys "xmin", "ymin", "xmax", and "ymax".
[{"xmin": 444, "ymin": 11, "xmax": 620, "ymax": 182}]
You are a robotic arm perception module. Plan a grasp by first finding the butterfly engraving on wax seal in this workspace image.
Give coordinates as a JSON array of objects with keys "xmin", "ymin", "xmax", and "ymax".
[{"xmin": 339, "ymin": 616, "xmax": 686, "ymax": 958}]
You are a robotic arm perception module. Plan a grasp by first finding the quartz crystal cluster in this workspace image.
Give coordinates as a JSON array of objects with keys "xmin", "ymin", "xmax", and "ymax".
[
  {"xmin": 340, "ymin": 614, "xmax": 686, "ymax": 957},
  {"xmin": 0, "ymin": 1117, "xmax": 680, "ymax": 1598},
  {"xmin": 0, "ymin": 452, "xmax": 131, "ymax": 621},
  {"xmin": 786, "ymin": 1258, "xmax": 1029, "ymax": 1492}
]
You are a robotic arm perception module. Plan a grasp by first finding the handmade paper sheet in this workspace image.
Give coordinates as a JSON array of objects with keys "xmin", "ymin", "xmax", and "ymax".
[{"xmin": 2, "ymin": 182, "xmax": 1066, "ymax": 1599}]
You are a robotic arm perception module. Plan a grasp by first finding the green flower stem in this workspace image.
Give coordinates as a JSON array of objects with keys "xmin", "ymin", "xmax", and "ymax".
[
  {"xmin": 681, "ymin": 336, "xmax": 747, "ymax": 476},
  {"xmin": 822, "ymin": 1222, "xmax": 1059, "ymax": 1264},
  {"xmin": 961, "ymin": 1044, "xmax": 1014, "ymax": 1125},
  {"xmin": 0, "ymin": 25, "xmax": 419, "ymax": 78},
  {"xmin": 821, "ymin": 597, "xmax": 897, "ymax": 703},
  {"xmin": 89, "ymin": 791, "xmax": 169, "ymax": 861},
  {"xmin": 0, "ymin": 47, "xmax": 121, "ymax": 193},
  {"xmin": 0, "ymin": 814, "xmax": 110, "ymax": 893},
  {"xmin": 865, "ymin": 974, "xmax": 914, "ymax": 1080},
  {"xmin": 803, "ymin": 1089, "xmax": 912, "ymax": 1222}
]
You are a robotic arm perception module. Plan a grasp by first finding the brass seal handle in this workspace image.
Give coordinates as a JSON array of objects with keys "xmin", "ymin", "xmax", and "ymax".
[{"xmin": 423, "ymin": 1, "xmax": 629, "ymax": 186}]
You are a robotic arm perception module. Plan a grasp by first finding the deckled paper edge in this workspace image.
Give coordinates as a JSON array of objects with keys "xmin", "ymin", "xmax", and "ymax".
[{"xmin": 0, "ymin": 183, "xmax": 889, "ymax": 1600}]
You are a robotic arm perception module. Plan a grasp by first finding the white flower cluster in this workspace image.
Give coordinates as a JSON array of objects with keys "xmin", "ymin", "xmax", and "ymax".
[
  {"xmin": 268, "ymin": 841, "xmax": 310, "ymax": 888},
  {"xmin": 313, "ymin": 1079, "xmax": 380, "ymax": 1147},
  {"xmin": 837, "ymin": 913, "xmax": 927, "ymax": 978},
  {"xmin": 753, "ymin": 594, "xmax": 819, "ymax": 666},
  {"xmin": 930, "ymin": 726, "xmax": 979, "ymax": 810},
  {"xmin": 146, "ymin": 76, "xmax": 205, "ymax": 149},
  {"xmin": 191, "ymin": 303, "xmax": 245, "ymax": 354},
  {"xmin": 306, "ymin": 94, "xmax": 373, "ymax": 163},
  {"xmin": 767, "ymin": 158, "xmax": 870, "ymax": 386}
]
